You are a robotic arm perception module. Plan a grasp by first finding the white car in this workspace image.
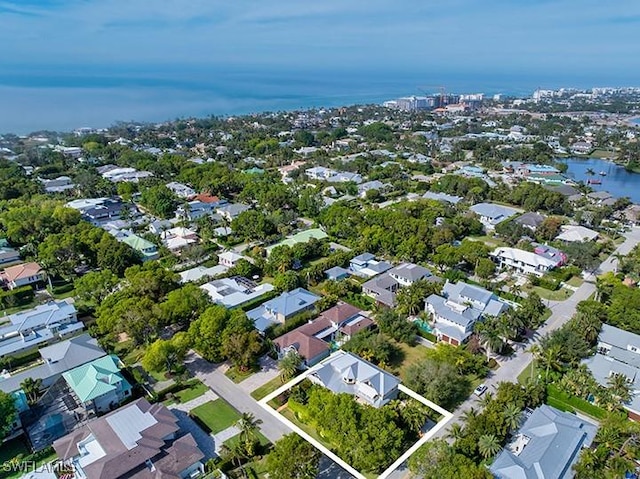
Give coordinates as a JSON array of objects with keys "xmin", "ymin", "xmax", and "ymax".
[{"xmin": 474, "ymin": 384, "xmax": 488, "ymax": 397}]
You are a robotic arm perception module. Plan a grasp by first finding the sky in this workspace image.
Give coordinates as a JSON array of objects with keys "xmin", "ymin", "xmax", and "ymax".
[{"xmin": 1, "ymin": 0, "xmax": 639, "ymax": 132}]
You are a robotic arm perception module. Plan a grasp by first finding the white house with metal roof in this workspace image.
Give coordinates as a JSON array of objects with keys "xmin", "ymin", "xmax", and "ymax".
[
  {"xmin": 491, "ymin": 247, "xmax": 558, "ymax": 277},
  {"xmin": 0, "ymin": 299, "xmax": 82, "ymax": 358},
  {"xmin": 469, "ymin": 202, "xmax": 520, "ymax": 230},
  {"xmin": 308, "ymin": 350, "xmax": 400, "ymax": 408},
  {"xmin": 247, "ymin": 287, "xmax": 321, "ymax": 332},
  {"xmin": 425, "ymin": 281, "xmax": 509, "ymax": 345},
  {"xmin": 200, "ymin": 277, "xmax": 274, "ymax": 309}
]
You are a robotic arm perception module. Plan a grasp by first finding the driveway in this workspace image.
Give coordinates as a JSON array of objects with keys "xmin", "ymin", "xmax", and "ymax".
[
  {"xmin": 170, "ymin": 409, "xmax": 217, "ymax": 460},
  {"xmin": 434, "ymin": 226, "xmax": 640, "ymax": 440},
  {"xmin": 184, "ymin": 351, "xmax": 289, "ymax": 443},
  {"xmin": 238, "ymin": 355, "xmax": 280, "ymax": 393}
]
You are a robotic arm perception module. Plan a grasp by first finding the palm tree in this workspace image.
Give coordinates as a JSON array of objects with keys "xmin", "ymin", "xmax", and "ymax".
[
  {"xmin": 400, "ymin": 400, "xmax": 429, "ymax": 434},
  {"xmin": 21, "ymin": 377, "xmax": 43, "ymax": 405},
  {"xmin": 447, "ymin": 422, "xmax": 465, "ymax": 441},
  {"xmin": 478, "ymin": 433, "xmax": 502, "ymax": 459},
  {"xmin": 236, "ymin": 412, "xmax": 263, "ymax": 457},
  {"xmin": 539, "ymin": 344, "xmax": 562, "ymax": 379},
  {"xmin": 479, "ymin": 392, "xmax": 494, "ymax": 408},
  {"xmin": 607, "ymin": 373, "xmax": 632, "ymax": 403},
  {"xmin": 476, "ymin": 321, "xmax": 505, "ymax": 359},
  {"xmin": 503, "ymin": 403, "xmax": 522, "ymax": 432},
  {"xmin": 461, "ymin": 407, "xmax": 478, "ymax": 425},
  {"xmin": 510, "ymin": 283, "xmax": 522, "ymax": 299},
  {"xmin": 278, "ymin": 350, "xmax": 303, "ymax": 382}
]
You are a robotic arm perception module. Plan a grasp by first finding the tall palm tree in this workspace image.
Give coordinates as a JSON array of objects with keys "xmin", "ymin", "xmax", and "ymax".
[
  {"xmin": 447, "ymin": 422, "xmax": 465, "ymax": 441},
  {"xmin": 461, "ymin": 407, "xmax": 478, "ymax": 425},
  {"xmin": 476, "ymin": 321, "xmax": 505, "ymax": 359},
  {"xmin": 607, "ymin": 373, "xmax": 632, "ymax": 403},
  {"xmin": 20, "ymin": 377, "xmax": 43, "ymax": 405},
  {"xmin": 479, "ymin": 392, "xmax": 494, "ymax": 408},
  {"xmin": 539, "ymin": 344, "xmax": 562, "ymax": 378},
  {"xmin": 503, "ymin": 403, "xmax": 522, "ymax": 432},
  {"xmin": 478, "ymin": 434, "xmax": 502, "ymax": 460},
  {"xmin": 278, "ymin": 350, "xmax": 303, "ymax": 382},
  {"xmin": 236, "ymin": 412, "xmax": 263, "ymax": 457}
]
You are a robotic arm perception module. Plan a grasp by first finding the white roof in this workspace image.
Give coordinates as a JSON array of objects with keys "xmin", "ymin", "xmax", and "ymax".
[
  {"xmin": 555, "ymin": 225, "xmax": 599, "ymax": 242},
  {"xmin": 492, "ymin": 247, "xmax": 557, "ymax": 268}
]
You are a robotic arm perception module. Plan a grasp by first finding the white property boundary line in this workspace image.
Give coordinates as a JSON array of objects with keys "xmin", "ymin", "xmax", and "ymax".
[{"xmin": 258, "ymin": 370, "xmax": 454, "ymax": 479}]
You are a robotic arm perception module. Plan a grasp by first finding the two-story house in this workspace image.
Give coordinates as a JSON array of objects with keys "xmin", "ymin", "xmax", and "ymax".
[
  {"xmin": 0, "ymin": 262, "xmax": 45, "ymax": 290},
  {"xmin": 273, "ymin": 303, "xmax": 373, "ymax": 367},
  {"xmin": 348, "ymin": 252, "xmax": 393, "ymax": 278},
  {"xmin": 308, "ymin": 351, "xmax": 400, "ymax": 408},
  {"xmin": 362, "ymin": 262, "xmax": 439, "ymax": 307},
  {"xmin": 62, "ymin": 355, "xmax": 132, "ymax": 415},
  {"xmin": 425, "ymin": 281, "xmax": 510, "ymax": 345},
  {"xmin": 53, "ymin": 399, "xmax": 205, "ymax": 479},
  {"xmin": 491, "ymin": 247, "xmax": 558, "ymax": 277},
  {"xmin": 247, "ymin": 288, "xmax": 320, "ymax": 332},
  {"xmin": 0, "ymin": 299, "xmax": 82, "ymax": 358},
  {"xmin": 583, "ymin": 324, "xmax": 640, "ymax": 421}
]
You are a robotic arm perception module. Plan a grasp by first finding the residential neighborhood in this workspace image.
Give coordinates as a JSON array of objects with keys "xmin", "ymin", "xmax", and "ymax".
[{"xmin": 1, "ymin": 90, "xmax": 640, "ymax": 479}]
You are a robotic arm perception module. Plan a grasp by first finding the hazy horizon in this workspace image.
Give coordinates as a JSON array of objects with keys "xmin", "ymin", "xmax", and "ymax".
[{"xmin": 2, "ymin": 0, "xmax": 640, "ymax": 134}]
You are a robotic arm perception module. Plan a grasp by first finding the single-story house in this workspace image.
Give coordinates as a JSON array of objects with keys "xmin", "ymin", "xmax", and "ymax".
[
  {"xmin": 324, "ymin": 266, "xmax": 350, "ymax": 281},
  {"xmin": 200, "ymin": 277, "xmax": 274, "ymax": 309},
  {"xmin": 555, "ymin": 225, "xmax": 599, "ymax": 242}
]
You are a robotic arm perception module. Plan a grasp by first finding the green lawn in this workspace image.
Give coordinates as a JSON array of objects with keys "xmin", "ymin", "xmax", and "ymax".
[
  {"xmin": 250, "ymin": 376, "xmax": 284, "ymax": 401},
  {"xmin": 518, "ymin": 360, "xmax": 539, "ymax": 384},
  {"xmin": 0, "ymin": 438, "xmax": 29, "ymax": 465},
  {"xmin": 589, "ymin": 149, "xmax": 616, "ymax": 159},
  {"xmin": 566, "ymin": 276, "xmax": 584, "ymax": 288},
  {"xmin": 525, "ymin": 285, "xmax": 573, "ymax": 301},
  {"xmin": 225, "ymin": 366, "xmax": 255, "ymax": 383},
  {"xmin": 390, "ymin": 341, "xmax": 429, "ymax": 381},
  {"xmin": 222, "ymin": 430, "xmax": 271, "ymax": 450},
  {"xmin": 164, "ymin": 380, "xmax": 209, "ymax": 405},
  {"xmin": 468, "ymin": 235, "xmax": 507, "ymax": 248},
  {"xmin": 191, "ymin": 399, "xmax": 241, "ymax": 434},
  {"xmin": 0, "ymin": 442, "xmax": 58, "ymax": 479}
]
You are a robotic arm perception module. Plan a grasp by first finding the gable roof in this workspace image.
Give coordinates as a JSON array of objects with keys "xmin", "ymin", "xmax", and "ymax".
[
  {"xmin": 388, "ymin": 262, "xmax": 433, "ymax": 282},
  {"xmin": 261, "ymin": 288, "xmax": 320, "ymax": 317},
  {"xmin": 470, "ymin": 203, "xmax": 519, "ymax": 222},
  {"xmin": 490, "ymin": 405, "xmax": 597, "ymax": 479}
]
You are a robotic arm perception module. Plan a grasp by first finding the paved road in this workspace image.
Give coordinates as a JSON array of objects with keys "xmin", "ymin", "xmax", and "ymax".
[
  {"xmin": 184, "ymin": 351, "xmax": 289, "ymax": 443},
  {"xmin": 433, "ymin": 226, "xmax": 640, "ymax": 441}
]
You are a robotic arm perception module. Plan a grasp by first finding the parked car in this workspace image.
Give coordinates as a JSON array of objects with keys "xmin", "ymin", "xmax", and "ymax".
[{"xmin": 474, "ymin": 384, "xmax": 488, "ymax": 397}]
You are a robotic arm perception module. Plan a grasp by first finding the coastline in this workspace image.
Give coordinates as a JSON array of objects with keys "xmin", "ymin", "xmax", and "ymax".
[{"xmin": 627, "ymin": 116, "xmax": 640, "ymax": 127}]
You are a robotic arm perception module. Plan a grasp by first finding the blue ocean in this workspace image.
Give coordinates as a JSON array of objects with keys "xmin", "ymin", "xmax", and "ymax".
[{"xmin": 0, "ymin": 65, "xmax": 629, "ymax": 134}]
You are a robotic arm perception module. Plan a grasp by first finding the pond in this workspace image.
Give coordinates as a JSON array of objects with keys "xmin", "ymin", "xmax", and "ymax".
[{"xmin": 558, "ymin": 157, "xmax": 640, "ymax": 203}]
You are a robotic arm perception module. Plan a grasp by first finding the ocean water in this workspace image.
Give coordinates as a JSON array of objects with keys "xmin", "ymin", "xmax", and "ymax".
[{"xmin": 0, "ymin": 65, "xmax": 628, "ymax": 134}]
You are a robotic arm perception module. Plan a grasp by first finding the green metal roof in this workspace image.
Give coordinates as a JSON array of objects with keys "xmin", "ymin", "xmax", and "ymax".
[
  {"xmin": 62, "ymin": 355, "xmax": 130, "ymax": 403},
  {"xmin": 266, "ymin": 228, "xmax": 328, "ymax": 252},
  {"xmin": 121, "ymin": 234, "xmax": 157, "ymax": 256}
]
